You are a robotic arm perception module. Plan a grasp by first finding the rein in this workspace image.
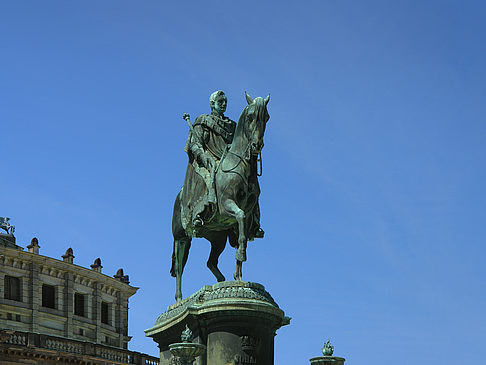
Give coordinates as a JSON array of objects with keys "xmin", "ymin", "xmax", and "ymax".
[
  {"xmin": 219, "ymin": 144, "xmax": 263, "ymax": 182},
  {"xmin": 220, "ymin": 144, "xmax": 250, "ymax": 174}
]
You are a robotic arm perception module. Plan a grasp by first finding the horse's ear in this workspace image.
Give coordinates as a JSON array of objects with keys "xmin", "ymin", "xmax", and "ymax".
[
  {"xmin": 245, "ymin": 91, "xmax": 254, "ymax": 105},
  {"xmin": 264, "ymin": 94, "xmax": 270, "ymax": 106}
]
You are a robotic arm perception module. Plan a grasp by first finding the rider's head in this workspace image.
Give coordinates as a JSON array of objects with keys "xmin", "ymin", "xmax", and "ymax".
[{"xmin": 209, "ymin": 90, "xmax": 227, "ymax": 116}]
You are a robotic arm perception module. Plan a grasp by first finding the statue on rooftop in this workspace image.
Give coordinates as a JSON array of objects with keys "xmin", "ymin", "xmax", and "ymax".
[
  {"xmin": 170, "ymin": 91, "xmax": 270, "ymax": 301},
  {"xmin": 0, "ymin": 217, "xmax": 15, "ymax": 236}
]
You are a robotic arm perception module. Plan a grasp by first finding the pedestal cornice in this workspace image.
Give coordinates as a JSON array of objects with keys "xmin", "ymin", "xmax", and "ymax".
[{"xmin": 145, "ymin": 281, "xmax": 289, "ymax": 337}]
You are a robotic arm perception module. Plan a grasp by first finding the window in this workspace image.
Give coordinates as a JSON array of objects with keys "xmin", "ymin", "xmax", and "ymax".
[
  {"xmin": 101, "ymin": 302, "xmax": 110, "ymax": 325},
  {"xmin": 74, "ymin": 293, "xmax": 85, "ymax": 317},
  {"xmin": 5, "ymin": 313, "xmax": 20, "ymax": 322},
  {"xmin": 4, "ymin": 276, "xmax": 21, "ymax": 301},
  {"xmin": 42, "ymin": 284, "xmax": 56, "ymax": 309}
]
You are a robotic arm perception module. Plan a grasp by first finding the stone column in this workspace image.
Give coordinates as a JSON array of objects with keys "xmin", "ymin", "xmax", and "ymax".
[{"xmin": 145, "ymin": 281, "xmax": 290, "ymax": 365}]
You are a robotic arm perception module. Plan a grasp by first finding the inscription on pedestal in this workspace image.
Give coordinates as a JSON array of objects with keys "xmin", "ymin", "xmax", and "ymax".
[
  {"xmin": 241, "ymin": 335, "xmax": 261, "ymax": 354},
  {"xmin": 234, "ymin": 353, "xmax": 257, "ymax": 364}
]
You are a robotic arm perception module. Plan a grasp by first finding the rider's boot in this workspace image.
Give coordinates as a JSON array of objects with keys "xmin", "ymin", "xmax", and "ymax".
[{"xmin": 254, "ymin": 228, "xmax": 265, "ymax": 239}]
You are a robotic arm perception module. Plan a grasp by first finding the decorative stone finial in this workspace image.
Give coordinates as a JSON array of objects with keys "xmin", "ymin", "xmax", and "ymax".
[
  {"xmin": 90, "ymin": 257, "xmax": 103, "ymax": 272},
  {"xmin": 168, "ymin": 325, "xmax": 206, "ymax": 365},
  {"xmin": 322, "ymin": 340, "xmax": 334, "ymax": 356},
  {"xmin": 27, "ymin": 237, "xmax": 40, "ymax": 254},
  {"xmin": 310, "ymin": 339, "xmax": 345, "ymax": 365},
  {"xmin": 113, "ymin": 268, "xmax": 130, "ymax": 284},
  {"xmin": 62, "ymin": 248, "xmax": 74, "ymax": 263},
  {"xmin": 181, "ymin": 325, "xmax": 193, "ymax": 343}
]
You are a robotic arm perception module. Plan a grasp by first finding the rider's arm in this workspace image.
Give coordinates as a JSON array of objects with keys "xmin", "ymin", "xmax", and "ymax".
[{"xmin": 189, "ymin": 116, "xmax": 211, "ymax": 168}]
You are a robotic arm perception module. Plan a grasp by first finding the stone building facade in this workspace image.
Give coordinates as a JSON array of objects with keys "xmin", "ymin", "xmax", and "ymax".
[{"xmin": 0, "ymin": 233, "xmax": 159, "ymax": 365}]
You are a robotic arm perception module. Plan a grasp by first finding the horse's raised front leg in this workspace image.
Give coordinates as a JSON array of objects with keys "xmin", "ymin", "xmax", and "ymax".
[
  {"xmin": 222, "ymin": 199, "xmax": 247, "ymax": 281},
  {"xmin": 223, "ymin": 199, "xmax": 247, "ymax": 261},
  {"xmin": 173, "ymin": 238, "xmax": 191, "ymax": 301},
  {"xmin": 228, "ymin": 230, "xmax": 243, "ymax": 281}
]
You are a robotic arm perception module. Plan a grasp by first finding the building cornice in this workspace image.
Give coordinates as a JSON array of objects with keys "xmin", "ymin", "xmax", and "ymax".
[{"xmin": 0, "ymin": 246, "xmax": 138, "ymax": 297}]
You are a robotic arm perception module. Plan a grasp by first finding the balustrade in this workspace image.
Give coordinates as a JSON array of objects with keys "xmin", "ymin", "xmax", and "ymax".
[
  {"xmin": 1, "ymin": 330, "xmax": 159, "ymax": 365},
  {"xmin": 6, "ymin": 333, "xmax": 26, "ymax": 346}
]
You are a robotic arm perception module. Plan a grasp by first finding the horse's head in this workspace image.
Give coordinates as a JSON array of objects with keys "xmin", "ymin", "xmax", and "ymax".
[{"xmin": 243, "ymin": 92, "xmax": 270, "ymax": 156}]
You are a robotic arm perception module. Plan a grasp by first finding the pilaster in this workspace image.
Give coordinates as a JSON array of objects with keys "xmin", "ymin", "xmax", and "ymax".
[
  {"xmin": 0, "ymin": 273, "xmax": 4, "ymax": 300},
  {"xmin": 29, "ymin": 262, "xmax": 40, "ymax": 332},
  {"xmin": 115, "ymin": 291, "xmax": 124, "ymax": 348},
  {"xmin": 93, "ymin": 282, "xmax": 102, "ymax": 343},
  {"xmin": 64, "ymin": 272, "xmax": 74, "ymax": 338}
]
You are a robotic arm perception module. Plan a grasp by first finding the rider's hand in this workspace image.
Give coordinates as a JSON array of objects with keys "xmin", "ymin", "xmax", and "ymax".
[
  {"xmin": 197, "ymin": 154, "xmax": 212, "ymax": 170},
  {"xmin": 204, "ymin": 156, "xmax": 214, "ymax": 170}
]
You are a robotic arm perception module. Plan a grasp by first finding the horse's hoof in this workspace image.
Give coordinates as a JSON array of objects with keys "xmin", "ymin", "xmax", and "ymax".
[{"xmin": 217, "ymin": 275, "xmax": 226, "ymax": 282}]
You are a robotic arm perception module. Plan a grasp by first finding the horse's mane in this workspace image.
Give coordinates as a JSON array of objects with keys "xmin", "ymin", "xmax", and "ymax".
[{"xmin": 233, "ymin": 104, "xmax": 250, "ymax": 141}]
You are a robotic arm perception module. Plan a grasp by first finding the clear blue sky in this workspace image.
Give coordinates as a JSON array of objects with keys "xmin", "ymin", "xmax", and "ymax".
[{"xmin": 1, "ymin": 1, "xmax": 485, "ymax": 364}]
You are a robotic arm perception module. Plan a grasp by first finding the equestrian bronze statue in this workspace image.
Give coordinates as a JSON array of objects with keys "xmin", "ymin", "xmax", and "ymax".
[{"xmin": 171, "ymin": 91, "xmax": 270, "ymax": 301}]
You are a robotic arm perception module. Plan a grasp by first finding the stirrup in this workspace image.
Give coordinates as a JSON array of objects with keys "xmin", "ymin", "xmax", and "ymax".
[{"xmin": 194, "ymin": 216, "xmax": 203, "ymax": 227}]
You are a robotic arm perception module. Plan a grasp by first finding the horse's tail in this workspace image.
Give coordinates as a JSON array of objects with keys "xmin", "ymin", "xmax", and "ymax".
[
  {"xmin": 170, "ymin": 239, "xmax": 176, "ymax": 277},
  {"xmin": 171, "ymin": 191, "xmax": 181, "ymax": 276},
  {"xmin": 171, "ymin": 190, "xmax": 191, "ymax": 277}
]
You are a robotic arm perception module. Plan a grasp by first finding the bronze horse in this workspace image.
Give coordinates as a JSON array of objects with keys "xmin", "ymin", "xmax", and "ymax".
[{"xmin": 171, "ymin": 93, "xmax": 270, "ymax": 301}]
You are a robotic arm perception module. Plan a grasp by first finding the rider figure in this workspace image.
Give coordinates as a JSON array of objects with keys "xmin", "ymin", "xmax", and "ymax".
[
  {"xmin": 185, "ymin": 91, "xmax": 264, "ymax": 238},
  {"xmin": 186, "ymin": 91, "xmax": 234, "ymax": 223}
]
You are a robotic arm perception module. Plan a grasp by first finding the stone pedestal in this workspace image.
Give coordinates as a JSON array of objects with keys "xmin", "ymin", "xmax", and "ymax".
[
  {"xmin": 0, "ymin": 233, "xmax": 18, "ymax": 249},
  {"xmin": 310, "ymin": 356, "xmax": 346, "ymax": 365},
  {"xmin": 145, "ymin": 281, "xmax": 290, "ymax": 365}
]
